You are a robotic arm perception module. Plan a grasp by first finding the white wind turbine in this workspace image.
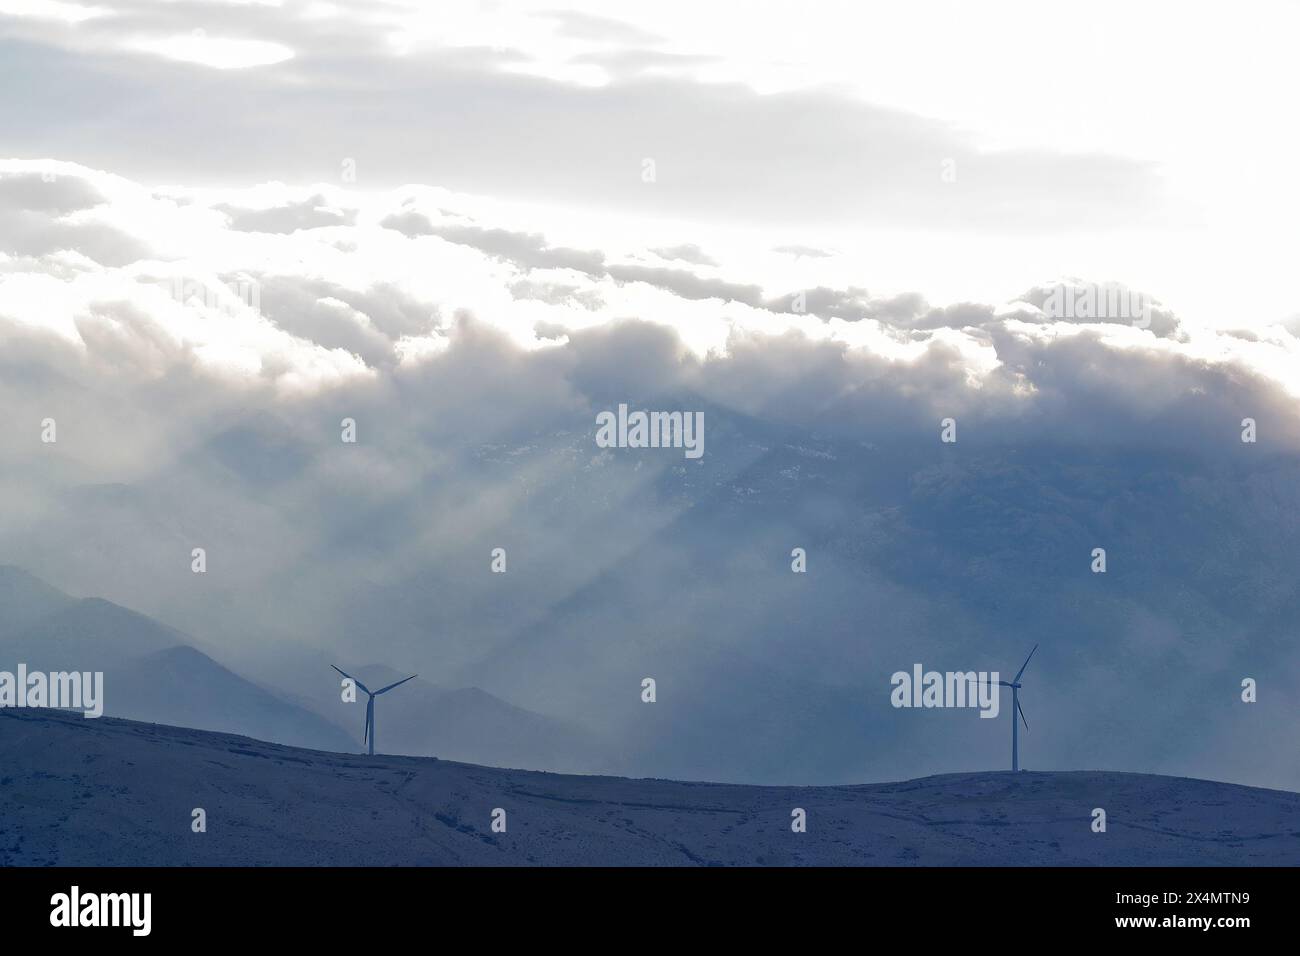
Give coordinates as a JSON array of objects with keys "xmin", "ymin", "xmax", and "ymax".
[
  {"xmin": 331, "ymin": 665, "xmax": 417, "ymax": 756},
  {"xmin": 991, "ymin": 644, "xmax": 1037, "ymax": 772}
]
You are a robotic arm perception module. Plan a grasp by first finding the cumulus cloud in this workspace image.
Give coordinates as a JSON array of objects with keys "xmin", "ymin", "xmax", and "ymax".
[
  {"xmin": 649, "ymin": 243, "xmax": 717, "ymax": 267},
  {"xmin": 0, "ymin": 170, "xmax": 150, "ymax": 266},
  {"xmin": 773, "ymin": 244, "xmax": 833, "ymax": 259},
  {"xmin": 217, "ymin": 195, "xmax": 357, "ymax": 234},
  {"xmin": 4, "ymin": 159, "xmax": 1297, "ymax": 433},
  {"xmin": 1014, "ymin": 280, "xmax": 1184, "ymax": 340},
  {"xmin": 383, "ymin": 211, "xmax": 608, "ymax": 275}
]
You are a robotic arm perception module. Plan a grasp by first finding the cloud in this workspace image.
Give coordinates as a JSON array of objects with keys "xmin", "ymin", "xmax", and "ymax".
[
  {"xmin": 4, "ymin": 161, "xmax": 1290, "ymax": 425},
  {"xmin": 382, "ymin": 212, "xmax": 765, "ymax": 311},
  {"xmin": 607, "ymin": 263, "xmax": 764, "ymax": 307},
  {"xmin": 0, "ymin": 5, "xmax": 1171, "ymax": 233},
  {"xmin": 649, "ymin": 243, "xmax": 717, "ymax": 267},
  {"xmin": 0, "ymin": 170, "xmax": 150, "ymax": 266},
  {"xmin": 217, "ymin": 195, "xmax": 357, "ymax": 234},
  {"xmin": 773, "ymin": 244, "xmax": 833, "ymax": 259},
  {"xmin": 382, "ymin": 212, "xmax": 608, "ymax": 274},
  {"xmin": 1014, "ymin": 281, "xmax": 1184, "ymax": 340},
  {"xmin": 0, "ymin": 169, "xmax": 103, "ymax": 212},
  {"xmin": 537, "ymin": 10, "xmax": 665, "ymax": 46},
  {"xmin": 509, "ymin": 278, "xmax": 604, "ymax": 311},
  {"xmin": 0, "ymin": 162, "xmax": 373, "ymax": 389}
]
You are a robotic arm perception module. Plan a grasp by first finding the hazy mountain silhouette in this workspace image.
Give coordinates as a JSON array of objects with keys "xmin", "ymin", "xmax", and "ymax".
[
  {"xmin": 3, "ymin": 595, "xmax": 186, "ymax": 668},
  {"xmin": 0, "ymin": 565, "xmax": 74, "ymax": 635},
  {"xmin": 0, "ymin": 569, "xmax": 350, "ymax": 752},
  {"xmin": 0, "ymin": 567, "xmax": 612, "ymax": 770},
  {"xmin": 5, "ymin": 414, "xmax": 1299, "ymax": 790},
  {"xmin": 322, "ymin": 430, "xmax": 1297, "ymax": 789},
  {"xmin": 336, "ymin": 666, "xmax": 613, "ymax": 772},
  {"xmin": 242, "ymin": 653, "xmax": 614, "ymax": 772},
  {"xmin": 107, "ymin": 646, "xmax": 355, "ymax": 753}
]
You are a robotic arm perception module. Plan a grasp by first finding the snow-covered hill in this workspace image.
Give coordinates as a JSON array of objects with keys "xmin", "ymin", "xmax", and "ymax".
[{"xmin": 2, "ymin": 708, "xmax": 1295, "ymax": 866}]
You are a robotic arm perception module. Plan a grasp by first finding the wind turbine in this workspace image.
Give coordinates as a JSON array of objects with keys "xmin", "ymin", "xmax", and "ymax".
[
  {"xmin": 331, "ymin": 665, "xmax": 417, "ymax": 756},
  {"xmin": 990, "ymin": 645, "xmax": 1037, "ymax": 772}
]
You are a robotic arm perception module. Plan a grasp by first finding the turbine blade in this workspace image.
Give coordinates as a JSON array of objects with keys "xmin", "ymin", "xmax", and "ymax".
[
  {"xmin": 1017, "ymin": 699, "xmax": 1029, "ymax": 732},
  {"xmin": 1013, "ymin": 644, "xmax": 1038, "ymax": 683},
  {"xmin": 374, "ymin": 674, "xmax": 418, "ymax": 695},
  {"xmin": 364, "ymin": 701, "xmax": 373, "ymax": 746},
  {"xmin": 331, "ymin": 664, "xmax": 371, "ymax": 696}
]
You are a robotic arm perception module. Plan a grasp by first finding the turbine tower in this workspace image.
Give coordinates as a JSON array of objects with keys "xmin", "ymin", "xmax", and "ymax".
[
  {"xmin": 994, "ymin": 645, "xmax": 1037, "ymax": 772},
  {"xmin": 331, "ymin": 665, "xmax": 417, "ymax": 756}
]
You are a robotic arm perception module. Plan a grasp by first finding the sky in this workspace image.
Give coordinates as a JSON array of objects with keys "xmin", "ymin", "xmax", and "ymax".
[
  {"xmin": 3, "ymin": 0, "xmax": 1299, "ymax": 324},
  {"xmin": 1, "ymin": 1, "xmax": 1298, "ymax": 787}
]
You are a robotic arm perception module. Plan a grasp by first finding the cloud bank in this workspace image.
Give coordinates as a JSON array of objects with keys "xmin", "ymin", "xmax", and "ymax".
[{"xmin": 3, "ymin": 159, "xmax": 1299, "ymax": 788}]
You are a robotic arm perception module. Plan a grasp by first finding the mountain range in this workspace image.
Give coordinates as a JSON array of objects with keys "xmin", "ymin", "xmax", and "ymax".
[{"xmin": 0, "ymin": 565, "xmax": 608, "ymax": 770}]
